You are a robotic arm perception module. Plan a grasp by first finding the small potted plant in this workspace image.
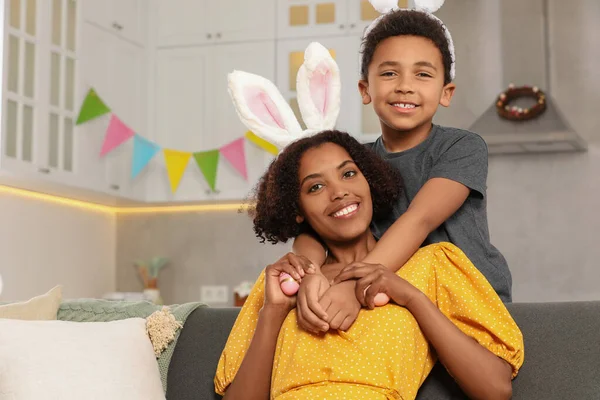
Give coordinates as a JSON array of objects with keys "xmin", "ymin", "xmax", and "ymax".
[{"xmin": 135, "ymin": 257, "xmax": 169, "ymax": 304}]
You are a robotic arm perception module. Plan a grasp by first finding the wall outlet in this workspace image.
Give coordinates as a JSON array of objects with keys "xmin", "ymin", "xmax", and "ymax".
[{"xmin": 200, "ymin": 285, "xmax": 228, "ymax": 304}]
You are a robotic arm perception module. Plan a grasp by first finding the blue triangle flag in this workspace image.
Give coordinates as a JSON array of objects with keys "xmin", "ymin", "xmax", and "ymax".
[{"xmin": 132, "ymin": 135, "xmax": 161, "ymax": 179}]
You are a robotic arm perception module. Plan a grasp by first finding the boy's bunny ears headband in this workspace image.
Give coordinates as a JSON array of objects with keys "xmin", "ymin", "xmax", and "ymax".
[
  {"xmin": 228, "ymin": 42, "xmax": 341, "ymax": 152},
  {"xmin": 363, "ymin": 0, "xmax": 455, "ymax": 81}
]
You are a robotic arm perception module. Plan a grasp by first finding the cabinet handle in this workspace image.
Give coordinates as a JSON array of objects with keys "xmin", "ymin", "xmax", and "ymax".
[
  {"xmin": 112, "ymin": 22, "xmax": 123, "ymax": 31},
  {"xmin": 216, "ymin": 32, "xmax": 222, "ymax": 39},
  {"xmin": 207, "ymin": 33, "xmax": 212, "ymax": 39},
  {"xmin": 350, "ymin": 23, "xmax": 356, "ymax": 29},
  {"xmin": 38, "ymin": 167, "xmax": 50, "ymax": 174},
  {"xmin": 339, "ymin": 24, "xmax": 345, "ymax": 29},
  {"xmin": 110, "ymin": 184, "xmax": 120, "ymax": 191}
]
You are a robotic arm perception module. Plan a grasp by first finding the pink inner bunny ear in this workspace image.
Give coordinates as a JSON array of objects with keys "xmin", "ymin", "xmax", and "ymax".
[
  {"xmin": 243, "ymin": 87, "xmax": 286, "ymax": 129},
  {"xmin": 310, "ymin": 61, "xmax": 332, "ymax": 117}
]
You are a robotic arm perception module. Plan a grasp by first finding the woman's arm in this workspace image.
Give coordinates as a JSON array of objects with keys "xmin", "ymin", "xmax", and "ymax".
[
  {"xmin": 336, "ymin": 262, "xmax": 515, "ymax": 400},
  {"xmin": 407, "ymin": 292, "xmax": 512, "ymax": 400},
  {"xmin": 223, "ymin": 306, "xmax": 288, "ymax": 400},
  {"xmin": 219, "ymin": 256, "xmax": 301, "ymax": 399}
]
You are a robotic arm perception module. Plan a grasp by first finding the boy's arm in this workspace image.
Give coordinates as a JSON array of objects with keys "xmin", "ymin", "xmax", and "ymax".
[
  {"xmin": 292, "ymin": 233, "xmax": 327, "ymax": 267},
  {"xmin": 358, "ymin": 177, "xmax": 470, "ymax": 272},
  {"xmin": 347, "ymin": 132, "xmax": 488, "ymax": 275}
]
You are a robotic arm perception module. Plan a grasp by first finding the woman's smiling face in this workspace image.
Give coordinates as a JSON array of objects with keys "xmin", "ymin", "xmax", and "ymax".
[{"xmin": 297, "ymin": 143, "xmax": 374, "ymax": 244}]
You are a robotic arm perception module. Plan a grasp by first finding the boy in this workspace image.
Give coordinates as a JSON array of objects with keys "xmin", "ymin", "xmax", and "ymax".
[{"xmin": 292, "ymin": 8, "xmax": 512, "ymax": 333}]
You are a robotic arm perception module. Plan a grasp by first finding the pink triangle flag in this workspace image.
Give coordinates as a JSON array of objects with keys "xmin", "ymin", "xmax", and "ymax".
[
  {"xmin": 220, "ymin": 137, "xmax": 248, "ymax": 180},
  {"xmin": 100, "ymin": 115, "xmax": 135, "ymax": 156}
]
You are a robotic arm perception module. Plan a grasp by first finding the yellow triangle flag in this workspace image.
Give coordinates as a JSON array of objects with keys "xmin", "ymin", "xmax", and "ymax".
[
  {"xmin": 245, "ymin": 131, "xmax": 278, "ymax": 155},
  {"xmin": 163, "ymin": 149, "xmax": 192, "ymax": 193}
]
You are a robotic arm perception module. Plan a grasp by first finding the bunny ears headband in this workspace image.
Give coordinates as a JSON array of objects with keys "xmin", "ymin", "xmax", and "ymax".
[
  {"xmin": 227, "ymin": 1, "xmax": 454, "ymax": 152},
  {"xmin": 364, "ymin": 0, "xmax": 455, "ymax": 81},
  {"xmin": 228, "ymin": 42, "xmax": 341, "ymax": 152}
]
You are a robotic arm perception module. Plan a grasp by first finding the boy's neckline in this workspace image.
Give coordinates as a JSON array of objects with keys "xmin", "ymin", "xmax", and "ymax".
[{"xmin": 377, "ymin": 125, "xmax": 439, "ymax": 157}]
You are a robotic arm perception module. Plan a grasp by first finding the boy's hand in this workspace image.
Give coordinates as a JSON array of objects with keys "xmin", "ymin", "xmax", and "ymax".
[
  {"xmin": 277, "ymin": 252, "xmax": 316, "ymax": 282},
  {"xmin": 319, "ymin": 281, "xmax": 361, "ymax": 331},
  {"xmin": 297, "ymin": 273, "xmax": 330, "ymax": 334},
  {"xmin": 334, "ymin": 262, "xmax": 420, "ymax": 309}
]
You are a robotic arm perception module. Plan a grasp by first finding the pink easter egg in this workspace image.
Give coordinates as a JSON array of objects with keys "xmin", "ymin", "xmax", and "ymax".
[
  {"xmin": 364, "ymin": 286, "xmax": 390, "ymax": 306},
  {"xmin": 373, "ymin": 292, "xmax": 390, "ymax": 306},
  {"xmin": 279, "ymin": 272, "xmax": 299, "ymax": 296}
]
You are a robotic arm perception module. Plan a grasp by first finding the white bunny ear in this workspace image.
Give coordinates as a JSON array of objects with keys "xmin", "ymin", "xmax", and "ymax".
[
  {"xmin": 414, "ymin": 0, "xmax": 445, "ymax": 13},
  {"xmin": 228, "ymin": 70, "xmax": 303, "ymax": 150},
  {"xmin": 296, "ymin": 42, "xmax": 341, "ymax": 132},
  {"xmin": 369, "ymin": 0, "xmax": 399, "ymax": 14}
]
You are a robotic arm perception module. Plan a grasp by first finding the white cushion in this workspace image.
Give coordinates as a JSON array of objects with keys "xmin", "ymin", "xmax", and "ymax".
[{"xmin": 0, "ymin": 318, "xmax": 165, "ymax": 400}]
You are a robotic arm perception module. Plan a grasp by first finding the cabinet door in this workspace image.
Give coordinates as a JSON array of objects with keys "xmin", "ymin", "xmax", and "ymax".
[
  {"xmin": 145, "ymin": 46, "xmax": 213, "ymax": 202},
  {"xmin": 276, "ymin": 36, "xmax": 366, "ymax": 141},
  {"xmin": 156, "ymin": 0, "xmax": 212, "ymax": 47},
  {"xmin": 75, "ymin": 23, "xmax": 113, "ymax": 192},
  {"xmin": 44, "ymin": 0, "xmax": 80, "ymax": 186},
  {"xmin": 277, "ymin": 0, "xmax": 348, "ymax": 39},
  {"xmin": 205, "ymin": 41, "xmax": 275, "ymax": 201},
  {"xmin": 347, "ymin": 0, "xmax": 390, "ymax": 36},
  {"xmin": 83, "ymin": 0, "xmax": 147, "ymax": 46},
  {"xmin": 2, "ymin": 0, "xmax": 42, "ymax": 176},
  {"xmin": 82, "ymin": 0, "xmax": 112, "ymax": 31},
  {"xmin": 114, "ymin": 0, "xmax": 147, "ymax": 45},
  {"xmin": 103, "ymin": 37, "xmax": 147, "ymax": 199},
  {"xmin": 210, "ymin": 0, "xmax": 275, "ymax": 44}
]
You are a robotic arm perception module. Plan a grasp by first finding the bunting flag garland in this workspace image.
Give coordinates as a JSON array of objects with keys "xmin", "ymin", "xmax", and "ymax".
[
  {"xmin": 101, "ymin": 115, "xmax": 135, "ymax": 156},
  {"xmin": 75, "ymin": 88, "xmax": 276, "ymax": 193},
  {"xmin": 132, "ymin": 135, "xmax": 161, "ymax": 179},
  {"xmin": 219, "ymin": 138, "xmax": 248, "ymax": 181},
  {"xmin": 164, "ymin": 150, "xmax": 192, "ymax": 193},
  {"xmin": 193, "ymin": 150, "xmax": 220, "ymax": 192},
  {"xmin": 76, "ymin": 89, "xmax": 111, "ymax": 125},
  {"xmin": 245, "ymin": 131, "xmax": 278, "ymax": 155}
]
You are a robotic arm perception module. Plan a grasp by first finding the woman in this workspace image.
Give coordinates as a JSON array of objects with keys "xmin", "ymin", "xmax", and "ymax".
[{"xmin": 215, "ymin": 130, "xmax": 524, "ymax": 400}]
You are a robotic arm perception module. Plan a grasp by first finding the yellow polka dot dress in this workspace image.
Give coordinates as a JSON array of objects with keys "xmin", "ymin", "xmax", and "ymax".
[{"xmin": 215, "ymin": 243, "xmax": 524, "ymax": 399}]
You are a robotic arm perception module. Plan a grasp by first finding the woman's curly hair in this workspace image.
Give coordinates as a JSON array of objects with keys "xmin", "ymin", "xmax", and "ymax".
[{"xmin": 249, "ymin": 130, "xmax": 402, "ymax": 244}]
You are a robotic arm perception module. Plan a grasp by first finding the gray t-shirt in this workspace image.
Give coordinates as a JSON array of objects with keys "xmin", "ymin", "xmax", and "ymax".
[{"xmin": 368, "ymin": 124, "xmax": 512, "ymax": 302}]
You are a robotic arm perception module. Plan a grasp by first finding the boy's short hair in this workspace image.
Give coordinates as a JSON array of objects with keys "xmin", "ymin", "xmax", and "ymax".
[{"xmin": 360, "ymin": 10, "xmax": 453, "ymax": 85}]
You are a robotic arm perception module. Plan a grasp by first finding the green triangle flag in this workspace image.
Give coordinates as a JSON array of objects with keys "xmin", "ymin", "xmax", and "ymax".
[
  {"xmin": 193, "ymin": 150, "xmax": 220, "ymax": 192},
  {"xmin": 76, "ymin": 88, "xmax": 111, "ymax": 125}
]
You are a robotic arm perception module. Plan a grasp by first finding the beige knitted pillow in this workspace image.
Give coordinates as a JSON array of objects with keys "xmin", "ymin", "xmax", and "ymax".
[{"xmin": 0, "ymin": 285, "xmax": 62, "ymax": 320}]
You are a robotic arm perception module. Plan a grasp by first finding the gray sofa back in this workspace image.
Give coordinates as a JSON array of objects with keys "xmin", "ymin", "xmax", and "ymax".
[{"xmin": 167, "ymin": 301, "xmax": 600, "ymax": 399}]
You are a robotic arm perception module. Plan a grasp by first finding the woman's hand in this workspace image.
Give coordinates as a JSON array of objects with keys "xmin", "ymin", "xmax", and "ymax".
[
  {"xmin": 264, "ymin": 254, "xmax": 313, "ymax": 312},
  {"xmin": 334, "ymin": 262, "xmax": 421, "ymax": 309}
]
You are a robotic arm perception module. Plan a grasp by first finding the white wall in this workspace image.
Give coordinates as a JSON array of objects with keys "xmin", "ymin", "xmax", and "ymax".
[{"xmin": 0, "ymin": 191, "xmax": 116, "ymax": 301}]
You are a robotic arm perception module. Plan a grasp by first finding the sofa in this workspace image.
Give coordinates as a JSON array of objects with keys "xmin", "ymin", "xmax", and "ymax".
[{"xmin": 166, "ymin": 301, "xmax": 600, "ymax": 399}]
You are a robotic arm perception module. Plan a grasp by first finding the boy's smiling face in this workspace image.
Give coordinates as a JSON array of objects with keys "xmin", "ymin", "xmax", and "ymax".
[{"xmin": 359, "ymin": 35, "xmax": 455, "ymax": 141}]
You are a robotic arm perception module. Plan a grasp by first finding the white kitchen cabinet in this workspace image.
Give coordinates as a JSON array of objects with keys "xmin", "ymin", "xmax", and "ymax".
[
  {"xmin": 147, "ymin": 41, "xmax": 275, "ymax": 202},
  {"xmin": 2, "ymin": 0, "xmax": 42, "ymax": 177},
  {"xmin": 76, "ymin": 22, "xmax": 147, "ymax": 197},
  {"xmin": 83, "ymin": 0, "xmax": 147, "ymax": 46},
  {"xmin": 2, "ymin": 0, "xmax": 81, "ymax": 186},
  {"xmin": 156, "ymin": 0, "xmax": 275, "ymax": 47},
  {"xmin": 155, "ymin": 0, "xmax": 211, "ymax": 47},
  {"xmin": 276, "ymin": 0, "xmax": 385, "ymax": 40},
  {"xmin": 346, "ymin": 0, "xmax": 390, "ymax": 36},
  {"xmin": 277, "ymin": 0, "xmax": 349, "ymax": 39}
]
